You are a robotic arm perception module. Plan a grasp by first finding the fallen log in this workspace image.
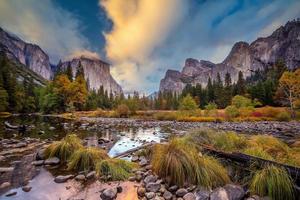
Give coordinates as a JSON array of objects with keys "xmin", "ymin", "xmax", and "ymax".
[
  {"xmin": 113, "ymin": 142, "xmax": 155, "ymax": 158},
  {"xmin": 201, "ymin": 145, "xmax": 300, "ymax": 184}
]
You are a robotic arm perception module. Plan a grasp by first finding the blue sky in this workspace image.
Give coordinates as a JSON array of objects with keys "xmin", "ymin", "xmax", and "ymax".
[{"xmin": 0, "ymin": 0, "xmax": 300, "ymax": 94}]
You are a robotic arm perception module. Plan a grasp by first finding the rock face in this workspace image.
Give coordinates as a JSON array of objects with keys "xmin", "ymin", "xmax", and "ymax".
[
  {"xmin": 159, "ymin": 20, "xmax": 300, "ymax": 93},
  {"xmin": 59, "ymin": 57, "xmax": 123, "ymax": 94},
  {"xmin": 0, "ymin": 27, "xmax": 52, "ymax": 80}
]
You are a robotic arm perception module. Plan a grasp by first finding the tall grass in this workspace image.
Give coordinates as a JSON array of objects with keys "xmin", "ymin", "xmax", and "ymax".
[
  {"xmin": 96, "ymin": 158, "xmax": 137, "ymax": 181},
  {"xmin": 44, "ymin": 134, "xmax": 83, "ymax": 162},
  {"xmin": 67, "ymin": 147, "xmax": 108, "ymax": 172},
  {"xmin": 151, "ymin": 138, "xmax": 230, "ymax": 188},
  {"xmin": 213, "ymin": 132, "xmax": 248, "ymax": 152},
  {"xmin": 243, "ymin": 147, "xmax": 274, "ymax": 160},
  {"xmin": 250, "ymin": 165, "xmax": 294, "ymax": 200}
]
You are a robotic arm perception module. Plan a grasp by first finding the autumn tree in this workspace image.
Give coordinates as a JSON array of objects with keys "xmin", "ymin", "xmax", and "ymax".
[
  {"xmin": 179, "ymin": 94, "xmax": 197, "ymax": 110},
  {"xmin": 276, "ymin": 69, "xmax": 300, "ymax": 116}
]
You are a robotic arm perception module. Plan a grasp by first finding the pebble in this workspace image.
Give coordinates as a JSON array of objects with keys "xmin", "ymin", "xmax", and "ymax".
[{"xmin": 22, "ymin": 186, "xmax": 32, "ymax": 192}]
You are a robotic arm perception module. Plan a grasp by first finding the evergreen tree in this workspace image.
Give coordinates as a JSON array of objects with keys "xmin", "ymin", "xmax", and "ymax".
[
  {"xmin": 66, "ymin": 63, "xmax": 73, "ymax": 81},
  {"xmin": 236, "ymin": 71, "xmax": 246, "ymax": 95},
  {"xmin": 223, "ymin": 72, "xmax": 233, "ymax": 107},
  {"xmin": 207, "ymin": 77, "xmax": 215, "ymax": 103},
  {"xmin": 76, "ymin": 61, "xmax": 84, "ymax": 78}
]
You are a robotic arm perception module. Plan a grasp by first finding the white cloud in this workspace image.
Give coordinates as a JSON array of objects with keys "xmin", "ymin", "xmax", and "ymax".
[
  {"xmin": 0, "ymin": 0, "xmax": 91, "ymax": 63},
  {"xmin": 65, "ymin": 50, "xmax": 100, "ymax": 61},
  {"xmin": 100, "ymin": 0, "xmax": 187, "ymax": 93}
]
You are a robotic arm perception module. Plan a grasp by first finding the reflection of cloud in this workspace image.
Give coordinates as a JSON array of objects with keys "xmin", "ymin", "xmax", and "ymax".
[
  {"xmin": 65, "ymin": 50, "xmax": 100, "ymax": 61},
  {"xmin": 0, "ymin": 0, "xmax": 91, "ymax": 63}
]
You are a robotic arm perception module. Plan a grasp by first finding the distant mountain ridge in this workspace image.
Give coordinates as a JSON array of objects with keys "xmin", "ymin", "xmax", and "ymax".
[
  {"xmin": 159, "ymin": 20, "xmax": 300, "ymax": 93},
  {"xmin": 0, "ymin": 27, "xmax": 123, "ymax": 94}
]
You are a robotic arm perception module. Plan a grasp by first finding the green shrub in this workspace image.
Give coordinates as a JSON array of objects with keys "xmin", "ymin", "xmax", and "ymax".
[
  {"xmin": 96, "ymin": 158, "xmax": 137, "ymax": 181},
  {"xmin": 204, "ymin": 102, "xmax": 218, "ymax": 116},
  {"xmin": 232, "ymin": 95, "xmax": 253, "ymax": 108},
  {"xmin": 250, "ymin": 165, "xmax": 294, "ymax": 200},
  {"xmin": 179, "ymin": 94, "xmax": 198, "ymax": 110},
  {"xmin": 151, "ymin": 138, "xmax": 230, "ymax": 188},
  {"xmin": 225, "ymin": 105, "xmax": 239, "ymax": 119},
  {"xmin": 67, "ymin": 147, "xmax": 108, "ymax": 172},
  {"xmin": 45, "ymin": 134, "xmax": 83, "ymax": 162},
  {"xmin": 276, "ymin": 112, "xmax": 291, "ymax": 121}
]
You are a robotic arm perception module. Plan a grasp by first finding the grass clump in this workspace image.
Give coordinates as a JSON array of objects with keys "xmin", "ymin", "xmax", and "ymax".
[
  {"xmin": 68, "ymin": 147, "xmax": 108, "ymax": 172},
  {"xmin": 151, "ymin": 138, "xmax": 230, "ymax": 188},
  {"xmin": 96, "ymin": 158, "xmax": 137, "ymax": 181},
  {"xmin": 45, "ymin": 134, "xmax": 83, "ymax": 162},
  {"xmin": 213, "ymin": 132, "xmax": 248, "ymax": 152},
  {"xmin": 250, "ymin": 165, "xmax": 294, "ymax": 200},
  {"xmin": 243, "ymin": 147, "xmax": 274, "ymax": 160}
]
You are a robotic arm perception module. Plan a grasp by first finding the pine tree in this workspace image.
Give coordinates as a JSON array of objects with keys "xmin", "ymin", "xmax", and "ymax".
[
  {"xmin": 236, "ymin": 71, "xmax": 246, "ymax": 95},
  {"xmin": 76, "ymin": 61, "xmax": 84, "ymax": 78},
  {"xmin": 207, "ymin": 77, "xmax": 215, "ymax": 103},
  {"xmin": 223, "ymin": 72, "xmax": 233, "ymax": 107},
  {"xmin": 66, "ymin": 63, "xmax": 73, "ymax": 81}
]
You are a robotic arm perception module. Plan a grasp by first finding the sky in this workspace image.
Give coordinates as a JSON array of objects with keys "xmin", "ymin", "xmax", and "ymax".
[{"xmin": 0, "ymin": 0, "xmax": 300, "ymax": 94}]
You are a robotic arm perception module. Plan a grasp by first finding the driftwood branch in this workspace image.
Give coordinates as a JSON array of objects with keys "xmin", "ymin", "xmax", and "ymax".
[
  {"xmin": 201, "ymin": 145, "xmax": 300, "ymax": 184},
  {"xmin": 112, "ymin": 142, "xmax": 155, "ymax": 158}
]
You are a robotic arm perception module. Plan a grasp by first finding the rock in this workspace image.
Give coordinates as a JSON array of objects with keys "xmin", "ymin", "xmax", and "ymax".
[
  {"xmin": 15, "ymin": 142, "xmax": 27, "ymax": 148},
  {"xmin": 100, "ymin": 188, "xmax": 118, "ymax": 200},
  {"xmin": 49, "ymin": 126, "xmax": 56, "ymax": 130},
  {"xmin": 0, "ymin": 167, "xmax": 14, "ymax": 173},
  {"xmin": 31, "ymin": 160, "xmax": 44, "ymax": 166},
  {"xmin": 116, "ymin": 186, "xmax": 122, "ymax": 193},
  {"xmin": 75, "ymin": 174, "xmax": 86, "ymax": 181},
  {"xmin": 144, "ymin": 175, "xmax": 157, "ymax": 184},
  {"xmin": 145, "ymin": 192, "xmax": 155, "ymax": 199},
  {"xmin": 210, "ymin": 187, "xmax": 229, "ymax": 200},
  {"xmin": 5, "ymin": 190, "xmax": 17, "ymax": 197},
  {"xmin": 136, "ymin": 174, "xmax": 143, "ymax": 182},
  {"xmin": 0, "ymin": 155, "xmax": 5, "ymax": 161},
  {"xmin": 36, "ymin": 148, "xmax": 46, "ymax": 160},
  {"xmin": 44, "ymin": 157, "xmax": 60, "ymax": 165},
  {"xmin": 183, "ymin": 192, "xmax": 196, "ymax": 200},
  {"xmin": 163, "ymin": 190, "xmax": 173, "ymax": 200},
  {"xmin": 176, "ymin": 188, "xmax": 188, "ymax": 197},
  {"xmin": 195, "ymin": 187, "xmax": 210, "ymax": 200},
  {"xmin": 224, "ymin": 184, "xmax": 245, "ymax": 200},
  {"xmin": 129, "ymin": 176, "xmax": 136, "ymax": 181},
  {"xmin": 146, "ymin": 182, "xmax": 161, "ymax": 193},
  {"xmin": 168, "ymin": 185, "xmax": 178, "ymax": 192},
  {"xmin": 0, "ymin": 182, "xmax": 11, "ymax": 189},
  {"xmin": 187, "ymin": 185, "xmax": 196, "ymax": 192},
  {"xmin": 54, "ymin": 175, "xmax": 73, "ymax": 183},
  {"xmin": 139, "ymin": 158, "xmax": 148, "ymax": 166},
  {"xmin": 38, "ymin": 130, "xmax": 45, "ymax": 135},
  {"xmin": 86, "ymin": 171, "xmax": 96, "ymax": 179},
  {"xmin": 137, "ymin": 187, "xmax": 146, "ymax": 197},
  {"xmin": 131, "ymin": 156, "xmax": 139, "ymax": 162},
  {"xmin": 22, "ymin": 186, "xmax": 32, "ymax": 192}
]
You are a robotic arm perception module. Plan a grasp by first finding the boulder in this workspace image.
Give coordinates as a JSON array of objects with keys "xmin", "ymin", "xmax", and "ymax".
[
  {"xmin": 210, "ymin": 188, "xmax": 229, "ymax": 200},
  {"xmin": 31, "ymin": 160, "xmax": 44, "ymax": 166},
  {"xmin": 137, "ymin": 187, "xmax": 146, "ymax": 197},
  {"xmin": 0, "ymin": 182, "xmax": 11, "ymax": 189},
  {"xmin": 22, "ymin": 186, "xmax": 32, "ymax": 192},
  {"xmin": 168, "ymin": 185, "xmax": 178, "ymax": 192},
  {"xmin": 139, "ymin": 158, "xmax": 148, "ymax": 166},
  {"xmin": 183, "ymin": 192, "xmax": 196, "ymax": 200},
  {"xmin": 131, "ymin": 156, "xmax": 139, "ymax": 162},
  {"xmin": 146, "ymin": 182, "xmax": 161, "ymax": 193},
  {"xmin": 100, "ymin": 188, "xmax": 118, "ymax": 200},
  {"xmin": 54, "ymin": 175, "xmax": 73, "ymax": 183},
  {"xmin": 44, "ymin": 157, "xmax": 60, "ymax": 165},
  {"xmin": 36, "ymin": 148, "xmax": 46, "ymax": 160},
  {"xmin": 144, "ymin": 175, "xmax": 157, "ymax": 184},
  {"xmin": 176, "ymin": 188, "xmax": 188, "ymax": 197},
  {"xmin": 163, "ymin": 190, "xmax": 173, "ymax": 200},
  {"xmin": 86, "ymin": 171, "xmax": 96, "ymax": 179},
  {"xmin": 195, "ymin": 187, "xmax": 210, "ymax": 200},
  {"xmin": 224, "ymin": 184, "xmax": 245, "ymax": 200},
  {"xmin": 145, "ymin": 192, "xmax": 155, "ymax": 199},
  {"xmin": 75, "ymin": 174, "xmax": 86, "ymax": 181}
]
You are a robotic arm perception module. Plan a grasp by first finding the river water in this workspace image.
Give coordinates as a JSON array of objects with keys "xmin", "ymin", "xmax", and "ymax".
[{"xmin": 0, "ymin": 115, "xmax": 169, "ymax": 199}]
